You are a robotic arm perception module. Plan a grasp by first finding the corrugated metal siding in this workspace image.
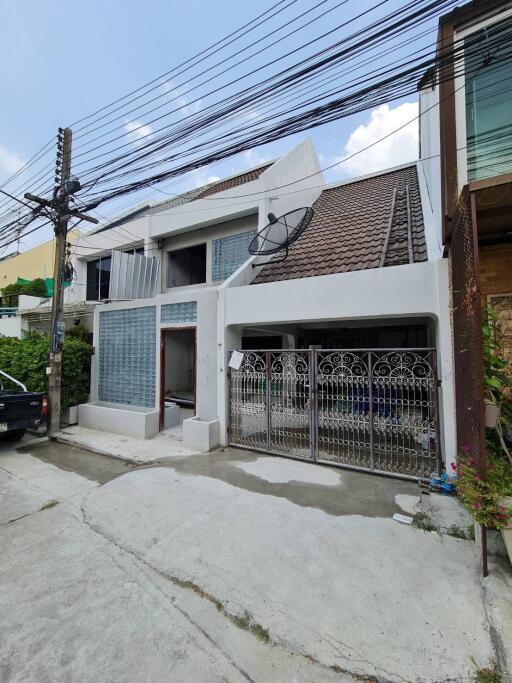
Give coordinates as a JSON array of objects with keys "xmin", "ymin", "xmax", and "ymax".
[
  {"xmin": 109, "ymin": 250, "xmax": 160, "ymax": 300},
  {"xmin": 161, "ymin": 301, "xmax": 197, "ymax": 324},
  {"xmin": 212, "ymin": 231, "xmax": 256, "ymax": 281},
  {"xmin": 98, "ymin": 306, "xmax": 156, "ymax": 407}
]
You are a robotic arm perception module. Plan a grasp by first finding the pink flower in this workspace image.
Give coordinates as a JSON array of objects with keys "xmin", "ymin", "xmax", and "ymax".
[
  {"xmin": 463, "ymin": 444, "xmax": 471, "ymax": 453},
  {"xmin": 499, "ymin": 506, "xmax": 506, "ymax": 513},
  {"xmin": 468, "ymin": 458, "xmax": 474, "ymax": 466},
  {"xmin": 458, "ymin": 487, "xmax": 464, "ymax": 493},
  {"xmin": 474, "ymin": 502, "xmax": 481, "ymax": 510},
  {"xmin": 488, "ymin": 462, "xmax": 494, "ymax": 471},
  {"xmin": 450, "ymin": 462, "xmax": 457, "ymax": 471}
]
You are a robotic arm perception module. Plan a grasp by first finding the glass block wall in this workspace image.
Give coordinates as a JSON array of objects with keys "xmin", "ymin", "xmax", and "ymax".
[
  {"xmin": 212, "ymin": 230, "xmax": 256, "ymax": 281},
  {"xmin": 98, "ymin": 306, "xmax": 156, "ymax": 407},
  {"xmin": 161, "ymin": 301, "xmax": 197, "ymax": 323}
]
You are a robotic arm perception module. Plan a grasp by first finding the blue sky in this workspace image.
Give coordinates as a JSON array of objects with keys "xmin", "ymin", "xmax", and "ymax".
[{"xmin": 0, "ymin": 0, "xmax": 435, "ymax": 249}]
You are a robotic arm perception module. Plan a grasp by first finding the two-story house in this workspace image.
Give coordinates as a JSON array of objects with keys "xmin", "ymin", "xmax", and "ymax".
[{"xmin": 75, "ymin": 136, "xmax": 456, "ymax": 482}]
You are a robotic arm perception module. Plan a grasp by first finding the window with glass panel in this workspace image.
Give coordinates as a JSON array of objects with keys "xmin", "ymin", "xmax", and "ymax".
[
  {"xmin": 85, "ymin": 246, "xmax": 144, "ymax": 300},
  {"xmin": 86, "ymin": 256, "xmax": 111, "ymax": 300},
  {"xmin": 465, "ymin": 16, "xmax": 512, "ymax": 181}
]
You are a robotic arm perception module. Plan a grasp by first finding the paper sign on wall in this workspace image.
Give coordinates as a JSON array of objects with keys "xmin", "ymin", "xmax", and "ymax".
[{"xmin": 228, "ymin": 350, "xmax": 244, "ymax": 370}]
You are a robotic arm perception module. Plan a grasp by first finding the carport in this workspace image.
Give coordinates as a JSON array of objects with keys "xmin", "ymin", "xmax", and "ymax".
[{"xmin": 228, "ymin": 317, "xmax": 441, "ymax": 479}]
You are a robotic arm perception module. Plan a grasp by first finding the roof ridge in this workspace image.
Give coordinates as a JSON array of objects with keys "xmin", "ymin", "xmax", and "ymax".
[
  {"xmin": 149, "ymin": 159, "xmax": 276, "ymax": 213},
  {"xmin": 321, "ymin": 162, "xmax": 418, "ymax": 194}
]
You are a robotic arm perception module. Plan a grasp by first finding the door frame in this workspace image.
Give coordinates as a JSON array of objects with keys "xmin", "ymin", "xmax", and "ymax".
[{"xmin": 159, "ymin": 326, "xmax": 197, "ymax": 431}]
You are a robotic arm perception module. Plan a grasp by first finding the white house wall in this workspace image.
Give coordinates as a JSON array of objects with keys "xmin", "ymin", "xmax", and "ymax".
[
  {"xmin": 70, "ymin": 138, "xmax": 324, "ymax": 304},
  {"xmin": 149, "ymin": 187, "xmax": 263, "ymax": 241},
  {"xmin": 217, "ymin": 259, "xmax": 457, "ymax": 468},
  {"xmin": 160, "ymin": 213, "xmax": 258, "ymax": 289},
  {"xmin": 89, "ymin": 285, "xmax": 219, "ymax": 426},
  {"xmin": 416, "ymin": 162, "xmax": 443, "ymax": 262},
  {"xmin": 419, "ymin": 82, "xmax": 442, "ymax": 236},
  {"xmin": 0, "ymin": 314, "xmax": 23, "ymax": 338},
  {"xmin": 258, "ymin": 137, "xmax": 324, "ymax": 220},
  {"xmin": 149, "ymin": 138, "xmax": 323, "ymax": 243}
]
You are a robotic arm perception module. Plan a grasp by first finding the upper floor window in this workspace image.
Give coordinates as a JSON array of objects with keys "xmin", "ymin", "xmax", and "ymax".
[
  {"xmin": 126, "ymin": 246, "xmax": 145, "ymax": 256},
  {"xmin": 86, "ymin": 246, "xmax": 144, "ymax": 300},
  {"xmin": 86, "ymin": 256, "xmax": 111, "ymax": 301},
  {"xmin": 167, "ymin": 244, "xmax": 206, "ymax": 288},
  {"xmin": 464, "ymin": 15, "xmax": 512, "ymax": 181}
]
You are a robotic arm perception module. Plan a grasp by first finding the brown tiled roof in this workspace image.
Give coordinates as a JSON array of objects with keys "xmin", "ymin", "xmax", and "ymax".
[
  {"xmin": 252, "ymin": 165, "xmax": 427, "ymax": 285},
  {"xmin": 144, "ymin": 163, "xmax": 272, "ymax": 216},
  {"xmin": 196, "ymin": 164, "xmax": 272, "ymax": 198}
]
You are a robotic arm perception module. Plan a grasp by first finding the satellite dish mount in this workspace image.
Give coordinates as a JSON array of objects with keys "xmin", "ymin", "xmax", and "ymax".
[{"xmin": 249, "ymin": 206, "xmax": 314, "ymax": 267}]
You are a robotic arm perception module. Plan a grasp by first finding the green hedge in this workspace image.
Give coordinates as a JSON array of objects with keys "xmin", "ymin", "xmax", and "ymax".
[
  {"xmin": 0, "ymin": 333, "xmax": 92, "ymax": 408},
  {"xmin": 1, "ymin": 278, "xmax": 48, "ymax": 306}
]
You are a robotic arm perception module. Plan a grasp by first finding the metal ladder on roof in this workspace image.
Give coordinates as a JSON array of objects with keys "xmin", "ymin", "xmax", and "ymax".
[{"xmin": 379, "ymin": 184, "xmax": 413, "ymax": 267}]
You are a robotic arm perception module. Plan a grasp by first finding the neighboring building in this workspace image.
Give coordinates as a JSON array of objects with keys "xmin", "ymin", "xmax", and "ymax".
[
  {"xmin": 0, "ymin": 208, "xmax": 152, "ymax": 338},
  {"xmin": 0, "ymin": 229, "xmax": 80, "ymax": 285},
  {"xmin": 0, "ymin": 229, "xmax": 81, "ymax": 338},
  {"xmin": 72, "ymin": 136, "xmax": 456, "ymax": 481},
  {"xmin": 419, "ymin": 0, "xmax": 512, "ymax": 471}
]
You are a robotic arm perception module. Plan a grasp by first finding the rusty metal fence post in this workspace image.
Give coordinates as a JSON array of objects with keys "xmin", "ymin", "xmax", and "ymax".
[{"xmin": 450, "ymin": 188, "xmax": 487, "ymax": 575}]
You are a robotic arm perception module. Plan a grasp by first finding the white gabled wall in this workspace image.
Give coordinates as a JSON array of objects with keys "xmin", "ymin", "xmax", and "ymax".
[
  {"xmin": 259, "ymin": 137, "xmax": 324, "ymax": 220},
  {"xmin": 416, "ymin": 161, "xmax": 443, "ymax": 261},
  {"xmin": 419, "ymin": 80, "xmax": 442, "ymax": 243}
]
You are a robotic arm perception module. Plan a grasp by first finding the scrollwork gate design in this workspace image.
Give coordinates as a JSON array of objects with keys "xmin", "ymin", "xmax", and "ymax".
[{"xmin": 229, "ymin": 348, "xmax": 440, "ymax": 478}]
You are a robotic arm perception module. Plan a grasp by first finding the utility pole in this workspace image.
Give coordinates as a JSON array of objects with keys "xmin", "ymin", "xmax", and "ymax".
[
  {"xmin": 25, "ymin": 127, "xmax": 98, "ymax": 435},
  {"xmin": 47, "ymin": 127, "xmax": 72, "ymax": 435}
]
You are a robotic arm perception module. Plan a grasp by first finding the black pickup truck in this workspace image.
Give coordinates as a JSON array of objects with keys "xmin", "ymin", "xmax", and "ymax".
[{"xmin": 0, "ymin": 371, "xmax": 46, "ymax": 442}]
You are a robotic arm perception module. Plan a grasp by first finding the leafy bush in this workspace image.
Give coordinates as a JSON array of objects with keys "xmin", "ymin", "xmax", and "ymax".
[
  {"xmin": 1, "ymin": 278, "xmax": 48, "ymax": 306},
  {"xmin": 483, "ymin": 306, "xmax": 512, "ymax": 462},
  {"xmin": 455, "ymin": 453, "xmax": 512, "ymax": 529},
  {"xmin": 65, "ymin": 324, "xmax": 92, "ymax": 344},
  {"xmin": 455, "ymin": 306, "xmax": 512, "ymax": 529},
  {"xmin": 0, "ymin": 332, "xmax": 92, "ymax": 408}
]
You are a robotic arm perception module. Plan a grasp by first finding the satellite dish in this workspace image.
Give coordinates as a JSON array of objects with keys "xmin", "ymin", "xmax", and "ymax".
[{"xmin": 249, "ymin": 206, "xmax": 314, "ymax": 266}]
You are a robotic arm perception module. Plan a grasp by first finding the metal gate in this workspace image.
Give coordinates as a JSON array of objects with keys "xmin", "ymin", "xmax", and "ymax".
[{"xmin": 228, "ymin": 348, "xmax": 441, "ymax": 479}]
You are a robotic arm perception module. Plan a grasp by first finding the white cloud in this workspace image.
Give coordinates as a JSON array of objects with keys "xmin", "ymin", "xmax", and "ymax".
[
  {"xmin": 334, "ymin": 101, "xmax": 419, "ymax": 177},
  {"xmin": 194, "ymin": 173, "xmax": 220, "ymax": 188},
  {"xmin": 242, "ymin": 108, "xmax": 263, "ymax": 123},
  {"xmin": 182, "ymin": 99, "xmax": 202, "ymax": 116},
  {"xmin": 244, "ymin": 149, "xmax": 271, "ymax": 167},
  {"xmin": 123, "ymin": 120, "xmax": 154, "ymax": 147},
  {"xmin": 0, "ymin": 144, "xmax": 25, "ymax": 181},
  {"xmin": 162, "ymin": 81, "xmax": 202, "ymax": 116},
  {"xmin": 186, "ymin": 165, "xmax": 221, "ymax": 189}
]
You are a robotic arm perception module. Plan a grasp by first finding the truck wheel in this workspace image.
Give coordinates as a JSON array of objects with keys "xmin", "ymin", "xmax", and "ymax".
[{"xmin": 2, "ymin": 429, "xmax": 26, "ymax": 442}]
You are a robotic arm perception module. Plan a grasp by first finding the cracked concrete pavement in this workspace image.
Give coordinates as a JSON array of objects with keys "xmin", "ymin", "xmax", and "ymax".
[{"xmin": 0, "ymin": 437, "xmax": 506, "ymax": 682}]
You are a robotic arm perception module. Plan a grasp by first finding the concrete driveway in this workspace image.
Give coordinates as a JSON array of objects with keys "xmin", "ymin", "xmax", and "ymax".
[{"xmin": 0, "ymin": 438, "xmax": 502, "ymax": 682}]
